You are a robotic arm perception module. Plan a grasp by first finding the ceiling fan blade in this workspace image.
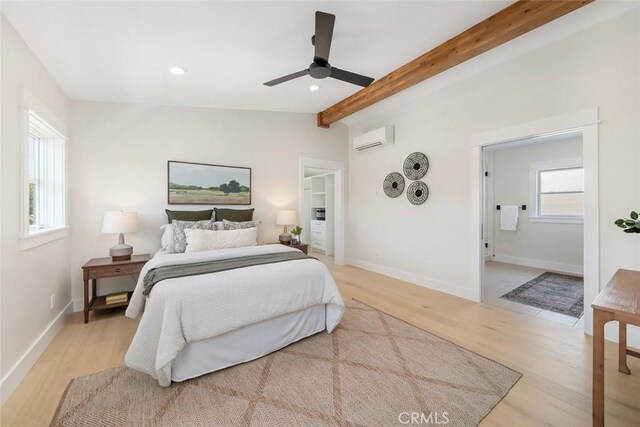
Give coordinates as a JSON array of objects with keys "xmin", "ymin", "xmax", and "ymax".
[
  {"xmin": 314, "ymin": 11, "xmax": 335, "ymax": 62},
  {"xmin": 263, "ymin": 69, "xmax": 309, "ymax": 87},
  {"xmin": 329, "ymin": 67, "xmax": 374, "ymax": 87}
]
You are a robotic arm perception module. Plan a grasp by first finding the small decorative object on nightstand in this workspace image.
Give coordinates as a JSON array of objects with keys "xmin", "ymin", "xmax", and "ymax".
[
  {"xmin": 276, "ymin": 210, "xmax": 296, "ymax": 244},
  {"xmin": 290, "ymin": 225, "xmax": 303, "ymax": 245},
  {"xmin": 102, "ymin": 211, "xmax": 138, "ymax": 261},
  {"xmin": 81, "ymin": 254, "xmax": 150, "ymax": 323}
]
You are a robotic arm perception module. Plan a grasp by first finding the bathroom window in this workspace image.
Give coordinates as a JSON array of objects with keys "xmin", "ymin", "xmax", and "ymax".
[{"xmin": 536, "ymin": 167, "xmax": 584, "ymax": 218}]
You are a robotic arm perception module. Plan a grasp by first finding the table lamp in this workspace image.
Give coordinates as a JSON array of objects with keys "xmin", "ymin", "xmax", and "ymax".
[
  {"xmin": 102, "ymin": 211, "xmax": 138, "ymax": 261},
  {"xmin": 276, "ymin": 210, "xmax": 296, "ymax": 244}
]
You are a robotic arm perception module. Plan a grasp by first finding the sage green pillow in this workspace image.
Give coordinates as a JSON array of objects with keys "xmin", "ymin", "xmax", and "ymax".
[
  {"xmin": 214, "ymin": 208, "xmax": 254, "ymax": 222},
  {"xmin": 165, "ymin": 209, "xmax": 214, "ymax": 223}
]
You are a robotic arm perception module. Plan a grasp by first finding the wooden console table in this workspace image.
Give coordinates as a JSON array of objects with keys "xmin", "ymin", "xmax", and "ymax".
[{"xmin": 592, "ymin": 269, "xmax": 640, "ymax": 426}]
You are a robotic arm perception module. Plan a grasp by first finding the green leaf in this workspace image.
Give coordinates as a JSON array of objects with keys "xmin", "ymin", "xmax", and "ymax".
[
  {"xmin": 631, "ymin": 211, "xmax": 639, "ymax": 220},
  {"xmin": 634, "ymin": 223, "xmax": 640, "ymax": 229},
  {"xmin": 623, "ymin": 228, "xmax": 636, "ymax": 233},
  {"xmin": 614, "ymin": 219, "xmax": 625, "ymax": 226},
  {"xmin": 625, "ymin": 220, "xmax": 636, "ymax": 226}
]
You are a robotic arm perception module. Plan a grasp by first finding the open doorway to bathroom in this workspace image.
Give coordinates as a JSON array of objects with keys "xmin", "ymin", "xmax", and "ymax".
[{"xmin": 482, "ymin": 131, "xmax": 585, "ymax": 329}]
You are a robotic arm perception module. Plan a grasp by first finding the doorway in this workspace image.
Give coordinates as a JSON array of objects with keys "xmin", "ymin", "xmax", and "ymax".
[
  {"xmin": 298, "ymin": 157, "xmax": 345, "ymax": 266},
  {"xmin": 482, "ymin": 132, "xmax": 585, "ymax": 328},
  {"xmin": 303, "ymin": 168, "xmax": 335, "ymax": 264},
  {"xmin": 470, "ymin": 108, "xmax": 600, "ymax": 335}
]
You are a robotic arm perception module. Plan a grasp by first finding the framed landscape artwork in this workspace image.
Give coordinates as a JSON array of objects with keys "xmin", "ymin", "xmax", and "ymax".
[{"xmin": 168, "ymin": 161, "xmax": 251, "ymax": 205}]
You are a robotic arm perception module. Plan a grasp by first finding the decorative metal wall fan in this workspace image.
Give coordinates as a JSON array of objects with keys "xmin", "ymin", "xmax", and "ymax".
[
  {"xmin": 383, "ymin": 172, "xmax": 405, "ymax": 198},
  {"xmin": 407, "ymin": 181, "xmax": 429, "ymax": 205},
  {"xmin": 403, "ymin": 152, "xmax": 429, "ymax": 181}
]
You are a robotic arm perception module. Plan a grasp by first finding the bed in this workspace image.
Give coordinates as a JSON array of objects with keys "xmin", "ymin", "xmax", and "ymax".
[{"xmin": 124, "ymin": 243, "xmax": 344, "ymax": 386}]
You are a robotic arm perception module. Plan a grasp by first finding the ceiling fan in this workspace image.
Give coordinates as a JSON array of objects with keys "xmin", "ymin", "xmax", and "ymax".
[{"xmin": 264, "ymin": 11, "xmax": 374, "ymax": 88}]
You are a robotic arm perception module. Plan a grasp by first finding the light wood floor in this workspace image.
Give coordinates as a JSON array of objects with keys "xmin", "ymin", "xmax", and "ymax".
[{"xmin": 2, "ymin": 258, "xmax": 640, "ymax": 426}]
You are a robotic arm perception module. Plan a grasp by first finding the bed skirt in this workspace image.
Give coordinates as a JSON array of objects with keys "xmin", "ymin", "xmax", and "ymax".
[{"xmin": 171, "ymin": 304, "xmax": 327, "ymax": 382}]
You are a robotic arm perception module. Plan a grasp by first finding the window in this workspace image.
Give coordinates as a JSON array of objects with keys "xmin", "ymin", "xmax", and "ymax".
[
  {"xmin": 536, "ymin": 167, "xmax": 584, "ymax": 218},
  {"xmin": 22, "ymin": 109, "xmax": 67, "ymax": 241}
]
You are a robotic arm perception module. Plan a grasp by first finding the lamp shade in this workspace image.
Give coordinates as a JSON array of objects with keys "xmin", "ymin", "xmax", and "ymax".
[
  {"xmin": 276, "ymin": 210, "xmax": 296, "ymax": 226},
  {"xmin": 102, "ymin": 211, "xmax": 138, "ymax": 234}
]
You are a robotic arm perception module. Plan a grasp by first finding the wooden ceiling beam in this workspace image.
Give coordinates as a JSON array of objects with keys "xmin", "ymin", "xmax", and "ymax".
[{"xmin": 317, "ymin": 0, "xmax": 593, "ymax": 128}]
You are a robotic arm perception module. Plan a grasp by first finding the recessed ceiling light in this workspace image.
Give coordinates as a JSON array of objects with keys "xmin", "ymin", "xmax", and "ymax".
[
  {"xmin": 169, "ymin": 67, "xmax": 186, "ymax": 75},
  {"xmin": 309, "ymin": 84, "xmax": 320, "ymax": 92}
]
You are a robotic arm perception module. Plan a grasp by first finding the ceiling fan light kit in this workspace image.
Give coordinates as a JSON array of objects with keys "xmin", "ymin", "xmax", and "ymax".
[
  {"xmin": 169, "ymin": 66, "xmax": 186, "ymax": 75},
  {"xmin": 264, "ymin": 11, "xmax": 374, "ymax": 89}
]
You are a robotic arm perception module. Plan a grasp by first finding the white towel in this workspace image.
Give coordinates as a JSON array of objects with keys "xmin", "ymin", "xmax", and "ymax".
[{"xmin": 500, "ymin": 205, "xmax": 519, "ymax": 231}]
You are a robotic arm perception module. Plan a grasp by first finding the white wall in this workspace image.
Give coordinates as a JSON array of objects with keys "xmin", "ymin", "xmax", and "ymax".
[
  {"xmin": 345, "ymin": 8, "xmax": 640, "ymax": 306},
  {"xmin": 0, "ymin": 16, "xmax": 72, "ymax": 401},
  {"xmin": 69, "ymin": 101, "xmax": 347, "ymax": 301},
  {"xmin": 489, "ymin": 137, "xmax": 583, "ymax": 273}
]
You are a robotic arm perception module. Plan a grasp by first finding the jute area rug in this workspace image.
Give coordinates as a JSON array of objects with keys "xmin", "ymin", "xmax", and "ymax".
[{"xmin": 51, "ymin": 300, "xmax": 521, "ymax": 426}]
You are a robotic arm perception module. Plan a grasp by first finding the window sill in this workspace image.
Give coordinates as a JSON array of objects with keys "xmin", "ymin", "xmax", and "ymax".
[
  {"xmin": 528, "ymin": 216, "xmax": 583, "ymax": 225},
  {"xmin": 20, "ymin": 226, "xmax": 69, "ymax": 251}
]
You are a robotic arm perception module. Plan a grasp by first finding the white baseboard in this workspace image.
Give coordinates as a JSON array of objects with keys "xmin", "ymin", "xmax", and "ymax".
[
  {"xmin": 346, "ymin": 258, "xmax": 476, "ymax": 301},
  {"xmin": 0, "ymin": 300, "xmax": 73, "ymax": 405},
  {"xmin": 491, "ymin": 254, "xmax": 583, "ymax": 276},
  {"xmin": 72, "ymin": 297, "xmax": 84, "ymax": 313}
]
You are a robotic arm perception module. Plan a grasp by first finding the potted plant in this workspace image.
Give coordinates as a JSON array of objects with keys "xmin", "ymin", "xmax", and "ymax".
[
  {"xmin": 290, "ymin": 225, "xmax": 303, "ymax": 245},
  {"xmin": 615, "ymin": 211, "xmax": 640, "ymax": 234}
]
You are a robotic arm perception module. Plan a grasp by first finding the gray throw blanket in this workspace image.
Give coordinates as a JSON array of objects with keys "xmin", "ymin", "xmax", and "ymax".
[{"xmin": 142, "ymin": 251, "xmax": 316, "ymax": 296}]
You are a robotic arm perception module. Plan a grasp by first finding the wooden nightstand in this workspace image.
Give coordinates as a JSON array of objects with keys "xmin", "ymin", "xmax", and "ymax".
[
  {"xmin": 81, "ymin": 254, "xmax": 151, "ymax": 323},
  {"xmin": 282, "ymin": 242, "xmax": 309, "ymax": 254}
]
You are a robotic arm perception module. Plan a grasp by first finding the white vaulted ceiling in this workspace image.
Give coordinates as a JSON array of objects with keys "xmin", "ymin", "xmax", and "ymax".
[{"xmin": 1, "ymin": 1, "xmax": 512, "ymax": 113}]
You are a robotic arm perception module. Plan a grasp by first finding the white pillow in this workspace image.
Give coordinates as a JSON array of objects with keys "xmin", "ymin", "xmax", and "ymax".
[
  {"xmin": 184, "ymin": 227, "xmax": 258, "ymax": 252},
  {"xmin": 172, "ymin": 219, "xmax": 215, "ymax": 253},
  {"xmin": 160, "ymin": 224, "xmax": 175, "ymax": 253}
]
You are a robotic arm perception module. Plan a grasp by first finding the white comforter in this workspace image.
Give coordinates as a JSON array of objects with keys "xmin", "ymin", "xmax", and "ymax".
[{"xmin": 125, "ymin": 244, "xmax": 344, "ymax": 386}]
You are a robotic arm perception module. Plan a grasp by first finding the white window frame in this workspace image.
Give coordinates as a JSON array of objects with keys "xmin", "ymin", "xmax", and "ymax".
[
  {"xmin": 529, "ymin": 157, "xmax": 584, "ymax": 224},
  {"xmin": 19, "ymin": 88, "xmax": 69, "ymax": 250}
]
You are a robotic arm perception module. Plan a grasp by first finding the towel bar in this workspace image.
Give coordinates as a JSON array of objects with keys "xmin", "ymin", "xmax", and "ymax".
[{"xmin": 496, "ymin": 205, "xmax": 526, "ymax": 210}]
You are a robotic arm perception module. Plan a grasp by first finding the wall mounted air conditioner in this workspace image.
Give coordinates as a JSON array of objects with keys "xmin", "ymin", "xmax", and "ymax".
[{"xmin": 353, "ymin": 125, "xmax": 394, "ymax": 152}]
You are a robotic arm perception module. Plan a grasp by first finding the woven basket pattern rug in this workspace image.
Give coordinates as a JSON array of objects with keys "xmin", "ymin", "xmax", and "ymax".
[{"xmin": 51, "ymin": 300, "xmax": 521, "ymax": 426}]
